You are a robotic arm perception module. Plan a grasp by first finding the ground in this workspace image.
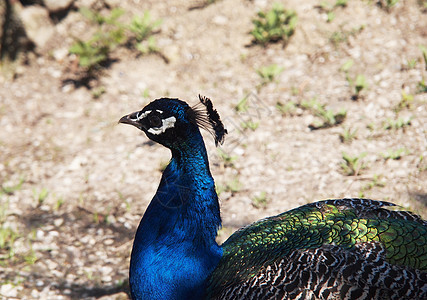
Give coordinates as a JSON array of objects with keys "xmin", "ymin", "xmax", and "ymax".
[{"xmin": 0, "ymin": 0, "xmax": 426, "ymax": 299}]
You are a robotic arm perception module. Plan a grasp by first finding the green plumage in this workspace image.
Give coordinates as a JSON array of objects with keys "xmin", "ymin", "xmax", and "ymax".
[{"xmin": 207, "ymin": 198, "xmax": 427, "ymax": 299}]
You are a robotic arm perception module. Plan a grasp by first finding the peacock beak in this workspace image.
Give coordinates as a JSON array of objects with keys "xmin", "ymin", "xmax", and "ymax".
[{"xmin": 119, "ymin": 111, "xmax": 143, "ymax": 129}]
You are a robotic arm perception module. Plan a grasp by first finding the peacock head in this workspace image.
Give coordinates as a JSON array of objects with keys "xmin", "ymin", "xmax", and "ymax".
[{"xmin": 119, "ymin": 95, "xmax": 227, "ymax": 149}]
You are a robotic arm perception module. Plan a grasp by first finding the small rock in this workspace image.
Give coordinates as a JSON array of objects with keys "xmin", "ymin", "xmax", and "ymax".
[
  {"xmin": 61, "ymin": 83, "xmax": 73, "ymax": 93},
  {"xmin": 19, "ymin": 6, "xmax": 55, "ymax": 49},
  {"xmin": 53, "ymin": 48, "xmax": 69, "ymax": 62},
  {"xmin": 31, "ymin": 289, "xmax": 40, "ymax": 298},
  {"xmin": 213, "ymin": 15, "xmax": 228, "ymax": 25},
  {"xmin": 40, "ymin": 204, "xmax": 51, "ymax": 211},
  {"xmin": 74, "ymin": 0, "xmax": 98, "ymax": 9},
  {"xmin": 101, "ymin": 266, "xmax": 113, "ymax": 275},
  {"xmin": 36, "ymin": 280, "xmax": 44, "ymax": 287},
  {"xmin": 104, "ymin": 0, "xmax": 120, "ymax": 7},
  {"xmin": 48, "ymin": 230, "xmax": 59, "ymax": 237},
  {"xmin": 43, "ymin": 0, "xmax": 74, "ymax": 13},
  {"xmin": 162, "ymin": 44, "xmax": 181, "ymax": 63},
  {"xmin": 1, "ymin": 284, "xmax": 18, "ymax": 298},
  {"xmin": 46, "ymin": 259, "xmax": 59, "ymax": 271},
  {"xmin": 68, "ymin": 156, "xmax": 88, "ymax": 171},
  {"xmin": 54, "ymin": 218, "xmax": 64, "ymax": 227},
  {"xmin": 98, "ymin": 292, "xmax": 129, "ymax": 300},
  {"xmin": 104, "ymin": 238, "xmax": 114, "ymax": 245},
  {"xmin": 36, "ymin": 229, "xmax": 45, "ymax": 239}
]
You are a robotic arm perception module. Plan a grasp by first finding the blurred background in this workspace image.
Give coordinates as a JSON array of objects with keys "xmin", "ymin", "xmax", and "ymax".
[{"xmin": 1, "ymin": 0, "xmax": 426, "ymax": 298}]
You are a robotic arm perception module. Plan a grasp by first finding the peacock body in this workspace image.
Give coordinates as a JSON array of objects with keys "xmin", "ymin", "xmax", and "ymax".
[
  {"xmin": 209, "ymin": 199, "xmax": 426, "ymax": 299},
  {"xmin": 119, "ymin": 96, "xmax": 427, "ymax": 300}
]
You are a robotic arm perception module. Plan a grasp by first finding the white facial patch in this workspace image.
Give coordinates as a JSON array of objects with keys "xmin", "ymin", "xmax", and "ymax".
[
  {"xmin": 148, "ymin": 116, "xmax": 177, "ymax": 135},
  {"xmin": 131, "ymin": 110, "xmax": 152, "ymax": 121}
]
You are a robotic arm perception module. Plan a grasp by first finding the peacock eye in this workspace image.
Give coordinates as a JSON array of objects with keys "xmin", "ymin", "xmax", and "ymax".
[{"xmin": 148, "ymin": 114, "xmax": 162, "ymax": 127}]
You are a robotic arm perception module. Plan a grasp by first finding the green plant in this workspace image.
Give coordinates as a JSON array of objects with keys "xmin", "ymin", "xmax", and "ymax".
[
  {"xmin": 344, "ymin": 73, "xmax": 368, "ymax": 99},
  {"xmin": 1, "ymin": 178, "xmax": 24, "ymax": 195},
  {"xmin": 256, "ymin": 64, "xmax": 284, "ymax": 84},
  {"xmin": 367, "ymin": 174, "xmax": 385, "ymax": 188},
  {"xmin": 235, "ymin": 96, "xmax": 249, "ymax": 113},
  {"xmin": 329, "ymin": 31, "xmax": 347, "ymax": 46},
  {"xmin": 0, "ymin": 201, "xmax": 19, "ymax": 263},
  {"xmin": 142, "ymin": 88, "xmax": 150, "ymax": 99},
  {"xmin": 353, "ymin": 74, "xmax": 368, "ymax": 98},
  {"xmin": 377, "ymin": 0, "xmax": 399, "ymax": 11},
  {"xmin": 418, "ymin": 155, "xmax": 427, "ymax": 172},
  {"xmin": 418, "ymin": 0, "xmax": 427, "ymax": 10},
  {"xmin": 339, "ymin": 127, "xmax": 357, "ymax": 143},
  {"xmin": 326, "ymin": 11, "xmax": 335, "ymax": 22},
  {"xmin": 276, "ymin": 101, "xmax": 297, "ymax": 115},
  {"xmin": 383, "ymin": 117, "xmax": 412, "ymax": 130},
  {"xmin": 381, "ymin": 148, "xmax": 408, "ymax": 160},
  {"xmin": 116, "ymin": 190, "xmax": 131, "ymax": 211},
  {"xmin": 69, "ymin": 8, "xmax": 162, "ymax": 80},
  {"xmin": 93, "ymin": 212, "xmax": 100, "ymax": 224},
  {"xmin": 225, "ymin": 177, "xmax": 242, "ymax": 193},
  {"xmin": 24, "ymin": 248, "xmax": 37, "ymax": 265},
  {"xmin": 359, "ymin": 174, "xmax": 386, "ymax": 197},
  {"xmin": 251, "ymin": 3, "xmax": 297, "ymax": 46},
  {"xmin": 69, "ymin": 38, "xmax": 110, "ymax": 70},
  {"xmin": 70, "ymin": 8, "xmax": 126, "ymax": 76},
  {"xmin": 92, "ymin": 86, "xmax": 106, "ymax": 99},
  {"xmin": 366, "ymin": 122, "xmax": 375, "ymax": 132},
  {"xmin": 33, "ymin": 188, "xmax": 49, "ymax": 205},
  {"xmin": 340, "ymin": 60, "xmax": 367, "ymax": 99},
  {"xmin": 129, "ymin": 11, "xmax": 162, "ymax": 42},
  {"xmin": 215, "ymin": 183, "xmax": 226, "ymax": 196},
  {"xmin": 130, "ymin": 12, "xmax": 162, "ymax": 55},
  {"xmin": 0, "ymin": 226, "xmax": 18, "ymax": 260},
  {"xmin": 241, "ymin": 121, "xmax": 259, "ymax": 131},
  {"xmin": 217, "ymin": 149, "xmax": 237, "ymax": 168},
  {"xmin": 301, "ymin": 99, "xmax": 347, "ymax": 129},
  {"xmin": 340, "ymin": 152, "xmax": 367, "ymax": 176},
  {"xmin": 252, "ymin": 191, "xmax": 268, "ymax": 208},
  {"xmin": 420, "ymin": 45, "xmax": 427, "ymax": 70},
  {"xmin": 135, "ymin": 36, "xmax": 159, "ymax": 55},
  {"xmin": 335, "ymin": 0, "xmax": 348, "ymax": 7},
  {"xmin": 405, "ymin": 58, "xmax": 417, "ymax": 69},
  {"xmin": 317, "ymin": 0, "xmax": 348, "ymax": 22},
  {"xmin": 79, "ymin": 7, "xmax": 125, "ymax": 25},
  {"xmin": 340, "ymin": 59, "xmax": 354, "ymax": 73},
  {"xmin": 388, "ymin": 0, "xmax": 399, "ymax": 7},
  {"xmin": 54, "ymin": 197, "xmax": 64, "ymax": 211},
  {"xmin": 417, "ymin": 78, "xmax": 427, "ymax": 93},
  {"xmin": 329, "ymin": 26, "xmax": 364, "ymax": 47},
  {"xmin": 394, "ymin": 91, "xmax": 413, "ymax": 113},
  {"xmin": 318, "ymin": 0, "xmax": 348, "ymax": 10},
  {"xmin": 290, "ymin": 86, "xmax": 300, "ymax": 96}
]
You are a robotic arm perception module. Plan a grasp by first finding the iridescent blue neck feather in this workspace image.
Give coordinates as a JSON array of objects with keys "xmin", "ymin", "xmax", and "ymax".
[{"xmin": 129, "ymin": 129, "xmax": 222, "ymax": 300}]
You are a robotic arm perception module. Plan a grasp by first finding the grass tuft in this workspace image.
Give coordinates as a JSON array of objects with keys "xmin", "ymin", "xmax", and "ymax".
[
  {"xmin": 251, "ymin": 3, "xmax": 297, "ymax": 46},
  {"xmin": 340, "ymin": 152, "xmax": 367, "ymax": 176},
  {"xmin": 301, "ymin": 99, "xmax": 346, "ymax": 129}
]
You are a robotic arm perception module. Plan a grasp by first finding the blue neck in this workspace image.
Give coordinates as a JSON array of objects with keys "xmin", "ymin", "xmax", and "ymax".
[{"xmin": 129, "ymin": 133, "xmax": 222, "ymax": 300}]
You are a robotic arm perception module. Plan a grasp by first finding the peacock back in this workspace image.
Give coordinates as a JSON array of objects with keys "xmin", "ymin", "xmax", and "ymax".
[{"xmin": 207, "ymin": 198, "xmax": 427, "ymax": 300}]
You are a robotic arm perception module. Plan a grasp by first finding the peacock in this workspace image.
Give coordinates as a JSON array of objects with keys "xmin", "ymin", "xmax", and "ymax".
[{"xmin": 119, "ymin": 96, "xmax": 427, "ymax": 300}]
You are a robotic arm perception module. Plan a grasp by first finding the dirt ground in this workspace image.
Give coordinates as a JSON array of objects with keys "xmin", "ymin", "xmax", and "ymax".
[{"xmin": 1, "ymin": 0, "xmax": 426, "ymax": 299}]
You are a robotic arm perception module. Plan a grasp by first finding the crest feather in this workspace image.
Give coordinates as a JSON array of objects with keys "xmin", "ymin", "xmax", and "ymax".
[{"xmin": 188, "ymin": 95, "xmax": 227, "ymax": 146}]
